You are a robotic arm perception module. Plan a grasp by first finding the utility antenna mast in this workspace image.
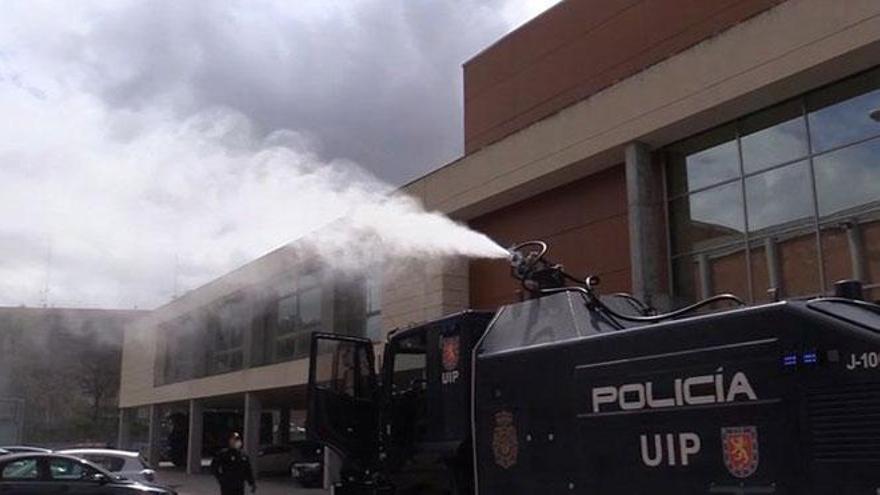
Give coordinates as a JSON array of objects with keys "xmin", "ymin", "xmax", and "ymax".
[
  {"xmin": 40, "ymin": 239, "xmax": 53, "ymax": 307},
  {"xmin": 173, "ymin": 252, "xmax": 180, "ymax": 299}
]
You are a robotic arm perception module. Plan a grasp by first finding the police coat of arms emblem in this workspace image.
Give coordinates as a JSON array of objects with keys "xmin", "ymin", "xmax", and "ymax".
[
  {"xmin": 721, "ymin": 426, "xmax": 759, "ymax": 478},
  {"xmin": 441, "ymin": 335, "xmax": 460, "ymax": 371},
  {"xmin": 492, "ymin": 410, "xmax": 518, "ymax": 469}
]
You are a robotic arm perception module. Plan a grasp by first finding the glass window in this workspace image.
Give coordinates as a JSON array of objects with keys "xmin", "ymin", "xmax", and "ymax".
[
  {"xmin": 671, "ymin": 246, "xmax": 749, "ymax": 308},
  {"xmin": 365, "ymin": 275, "xmax": 382, "ymax": 341},
  {"xmin": 392, "ymin": 333, "xmax": 427, "ymax": 392},
  {"xmin": 1, "ymin": 458, "xmax": 39, "ymax": 480},
  {"xmin": 740, "ymin": 101, "xmax": 808, "ymax": 173},
  {"xmin": 669, "ymin": 181, "xmax": 744, "ymax": 255},
  {"xmin": 48, "ymin": 458, "xmax": 96, "ymax": 481},
  {"xmin": 671, "ymin": 256, "xmax": 700, "ymax": 307},
  {"xmin": 808, "ymin": 68, "xmax": 880, "ymax": 152},
  {"xmin": 820, "ymin": 224, "xmax": 853, "ymax": 292},
  {"xmin": 216, "ymin": 300, "xmax": 246, "ymax": 348},
  {"xmin": 160, "ymin": 315, "xmax": 204, "ymax": 385},
  {"xmin": 275, "ymin": 334, "xmax": 297, "ymax": 360},
  {"xmin": 299, "ymin": 286, "xmax": 322, "ymax": 325},
  {"xmin": 744, "ymin": 161, "xmax": 814, "ymax": 233},
  {"xmin": 813, "ymin": 137, "xmax": 880, "ymax": 219},
  {"xmin": 207, "ymin": 303, "xmax": 245, "ymax": 375},
  {"xmin": 667, "ymin": 69, "xmax": 880, "ymax": 305},
  {"xmin": 277, "ymin": 277, "xmax": 321, "ymax": 332},
  {"xmin": 210, "ymin": 349, "xmax": 242, "ymax": 373},
  {"xmin": 776, "ymin": 230, "xmax": 822, "ymax": 297},
  {"xmin": 277, "ymin": 294, "xmax": 298, "ymax": 335},
  {"xmin": 748, "ymin": 240, "xmax": 773, "ymax": 303},
  {"xmin": 864, "ymin": 218, "xmax": 880, "ymax": 290},
  {"xmin": 81, "ymin": 455, "xmax": 125, "ymax": 472},
  {"xmin": 271, "ymin": 273, "xmax": 323, "ymax": 362},
  {"xmin": 749, "ymin": 230, "xmax": 821, "ymax": 301},
  {"xmin": 667, "ymin": 125, "xmax": 739, "ymax": 195},
  {"xmin": 706, "ymin": 247, "xmax": 750, "ymax": 302},
  {"xmin": 314, "ymin": 339, "xmax": 373, "ymax": 399}
]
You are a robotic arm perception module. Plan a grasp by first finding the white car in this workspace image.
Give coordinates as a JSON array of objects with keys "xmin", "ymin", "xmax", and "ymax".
[
  {"xmin": 0, "ymin": 446, "xmax": 52, "ymax": 454},
  {"xmin": 58, "ymin": 448, "xmax": 156, "ymax": 483}
]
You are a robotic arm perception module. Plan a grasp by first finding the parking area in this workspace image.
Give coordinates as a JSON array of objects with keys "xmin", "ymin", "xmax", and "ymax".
[{"xmin": 154, "ymin": 469, "xmax": 327, "ymax": 495}]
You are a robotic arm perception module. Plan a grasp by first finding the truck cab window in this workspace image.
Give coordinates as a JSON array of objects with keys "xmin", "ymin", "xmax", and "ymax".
[
  {"xmin": 312, "ymin": 338, "xmax": 375, "ymax": 400},
  {"xmin": 388, "ymin": 331, "xmax": 429, "ymax": 457},
  {"xmin": 391, "ymin": 333, "xmax": 427, "ymax": 393}
]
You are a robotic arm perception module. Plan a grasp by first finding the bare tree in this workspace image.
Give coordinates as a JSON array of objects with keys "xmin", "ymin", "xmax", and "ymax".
[{"xmin": 76, "ymin": 352, "xmax": 120, "ymax": 422}]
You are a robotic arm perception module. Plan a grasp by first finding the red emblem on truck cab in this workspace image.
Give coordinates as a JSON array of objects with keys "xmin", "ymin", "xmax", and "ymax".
[
  {"xmin": 721, "ymin": 426, "xmax": 759, "ymax": 478},
  {"xmin": 441, "ymin": 335, "xmax": 460, "ymax": 371}
]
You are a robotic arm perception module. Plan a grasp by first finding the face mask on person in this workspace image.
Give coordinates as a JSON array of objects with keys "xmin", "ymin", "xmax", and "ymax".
[{"xmin": 233, "ymin": 440, "xmax": 243, "ymax": 449}]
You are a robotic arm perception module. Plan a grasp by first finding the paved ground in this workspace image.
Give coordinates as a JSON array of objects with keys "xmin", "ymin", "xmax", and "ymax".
[{"xmin": 154, "ymin": 469, "xmax": 327, "ymax": 495}]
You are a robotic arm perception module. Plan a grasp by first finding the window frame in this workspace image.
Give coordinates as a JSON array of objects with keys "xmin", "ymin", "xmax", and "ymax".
[
  {"xmin": 663, "ymin": 66, "xmax": 880, "ymax": 305},
  {"xmin": 206, "ymin": 294, "xmax": 248, "ymax": 375},
  {"xmin": 271, "ymin": 272, "xmax": 324, "ymax": 362}
]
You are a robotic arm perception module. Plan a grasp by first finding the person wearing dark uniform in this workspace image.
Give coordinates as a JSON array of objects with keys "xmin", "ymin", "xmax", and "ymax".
[{"xmin": 211, "ymin": 432, "xmax": 256, "ymax": 495}]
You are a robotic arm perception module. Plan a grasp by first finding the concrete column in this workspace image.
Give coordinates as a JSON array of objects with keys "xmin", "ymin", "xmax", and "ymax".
[
  {"xmin": 625, "ymin": 141, "xmax": 669, "ymax": 309},
  {"xmin": 117, "ymin": 407, "xmax": 134, "ymax": 450},
  {"xmin": 186, "ymin": 400, "xmax": 204, "ymax": 475},
  {"xmin": 697, "ymin": 253, "xmax": 712, "ymax": 300},
  {"xmin": 146, "ymin": 404, "xmax": 162, "ymax": 467},
  {"xmin": 244, "ymin": 393, "xmax": 262, "ymax": 470},
  {"xmin": 278, "ymin": 407, "xmax": 291, "ymax": 445},
  {"xmin": 845, "ymin": 220, "xmax": 866, "ymax": 282},
  {"xmin": 765, "ymin": 237, "xmax": 781, "ymax": 295}
]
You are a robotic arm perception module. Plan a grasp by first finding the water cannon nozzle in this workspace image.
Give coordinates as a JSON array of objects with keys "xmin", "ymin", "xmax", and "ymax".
[{"xmin": 508, "ymin": 240, "xmax": 566, "ymax": 296}]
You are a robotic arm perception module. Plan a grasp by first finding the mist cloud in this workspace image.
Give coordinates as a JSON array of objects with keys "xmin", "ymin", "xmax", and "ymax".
[{"xmin": 1, "ymin": 1, "xmax": 553, "ymax": 308}]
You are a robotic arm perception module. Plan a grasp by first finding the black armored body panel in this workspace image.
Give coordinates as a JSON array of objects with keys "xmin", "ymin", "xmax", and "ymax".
[
  {"xmin": 307, "ymin": 240, "xmax": 880, "ymax": 494},
  {"xmin": 473, "ymin": 292, "xmax": 880, "ymax": 494}
]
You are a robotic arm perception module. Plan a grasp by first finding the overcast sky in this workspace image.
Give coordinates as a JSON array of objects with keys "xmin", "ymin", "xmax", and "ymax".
[{"xmin": 0, "ymin": 0, "xmax": 557, "ymax": 309}]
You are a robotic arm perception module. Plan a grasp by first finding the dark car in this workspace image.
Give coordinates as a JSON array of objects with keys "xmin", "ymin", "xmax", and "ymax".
[
  {"xmin": 0, "ymin": 453, "xmax": 176, "ymax": 494},
  {"xmin": 256, "ymin": 444, "xmax": 295, "ymax": 475},
  {"xmin": 288, "ymin": 440, "xmax": 323, "ymax": 488}
]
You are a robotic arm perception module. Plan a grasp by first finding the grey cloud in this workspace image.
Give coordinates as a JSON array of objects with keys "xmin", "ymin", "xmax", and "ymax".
[{"xmin": 67, "ymin": 1, "xmax": 517, "ymax": 184}]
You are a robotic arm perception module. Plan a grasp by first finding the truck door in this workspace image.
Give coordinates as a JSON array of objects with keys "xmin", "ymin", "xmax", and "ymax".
[{"xmin": 306, "ymin": 333, "xmax": 378, "ymax": 463}]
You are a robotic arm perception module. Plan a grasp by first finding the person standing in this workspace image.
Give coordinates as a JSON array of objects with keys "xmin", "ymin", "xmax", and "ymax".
[{"xmin": 211, "ymin": 432, "xmax": 256, "ymax": 495}]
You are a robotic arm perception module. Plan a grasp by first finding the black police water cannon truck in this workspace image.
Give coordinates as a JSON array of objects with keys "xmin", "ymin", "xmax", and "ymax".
[{"xmin": 306, "ymin": 240, "xmax": 880, "ymax": 494}]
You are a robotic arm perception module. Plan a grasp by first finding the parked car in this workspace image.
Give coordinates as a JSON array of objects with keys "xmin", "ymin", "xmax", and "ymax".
[
  {"xmin": 0, "ymin": 446, "xmax": 51, "ymax": 454},
  {"xmin": 255, "ymin": 440, "xmax": 323, "ymax": 486},
  {"xmin": 59, "ymin": 448, "xmax": 156, "ymax": 483},
  {"xmin": 0, "ymin": 449, "xmax": 9, "ymax": 457},
  {"xmin": 289, "ymin": 440, "xmax": 323, "ymax": 488},
  {"xmin": 0, "ymin": 453, "xmax": 176, "ymax": 494},
  {"xmin": 257, "ymin": 444, "xmax": 295, "ymax": 475}
]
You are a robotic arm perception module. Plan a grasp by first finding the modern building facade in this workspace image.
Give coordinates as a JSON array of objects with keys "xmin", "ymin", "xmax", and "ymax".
[
  {"xmin": 118, "ymin": 245, "xmax": 376, "ymax": 471},
  {"xmin": 118, "ymin": 0, "xmax": 880, "ymax": 478}
]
